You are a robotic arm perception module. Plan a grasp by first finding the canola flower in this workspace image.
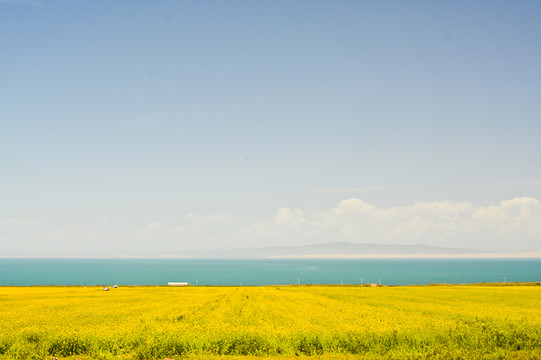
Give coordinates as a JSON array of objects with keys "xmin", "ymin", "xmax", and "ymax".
[{"xmin": 0, "ymin": 285, "xmax": 540, "ymax": 359}]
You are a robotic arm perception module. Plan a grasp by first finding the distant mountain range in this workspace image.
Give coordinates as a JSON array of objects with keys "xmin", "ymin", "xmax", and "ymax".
[{"xmin": 186, "ymin": 242, "xmax": 485, "ymax": 259}]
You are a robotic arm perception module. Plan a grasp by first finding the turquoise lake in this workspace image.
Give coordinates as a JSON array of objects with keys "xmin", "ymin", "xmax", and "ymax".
[{"xmin": 1, "ymin": 259, "xmax": 540, "ymax": 286}]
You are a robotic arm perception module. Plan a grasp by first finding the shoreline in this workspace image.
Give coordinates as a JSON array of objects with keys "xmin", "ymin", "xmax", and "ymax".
[
  {"xmin": 269, "ymin": 252, "xmax": 541, "ymax": 259},
  {"xmin": 1, "ymin": 281, "xmax": 540, "ymax": 288}
]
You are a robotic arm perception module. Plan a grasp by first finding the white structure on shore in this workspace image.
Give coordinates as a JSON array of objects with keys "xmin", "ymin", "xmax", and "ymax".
[{"xmin": 168, "ymin": 282, "xmax": 190, "ymax": 286}]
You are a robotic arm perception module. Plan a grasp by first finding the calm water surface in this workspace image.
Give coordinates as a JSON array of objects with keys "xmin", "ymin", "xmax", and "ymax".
[{"xmin": 0, "ymin": 259, "xmax": 540, "ymax": 286}]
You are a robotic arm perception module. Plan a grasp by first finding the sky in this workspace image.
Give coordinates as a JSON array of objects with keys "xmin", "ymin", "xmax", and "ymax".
[{"xmin": 1, "ymin": 0, "xmax": 541, "ymax": 256}]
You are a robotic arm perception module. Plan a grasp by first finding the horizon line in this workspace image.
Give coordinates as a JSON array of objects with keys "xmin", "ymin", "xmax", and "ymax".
[{"xmin": 2, "ymin": 252, "xmax": 541, "ymax": 260}]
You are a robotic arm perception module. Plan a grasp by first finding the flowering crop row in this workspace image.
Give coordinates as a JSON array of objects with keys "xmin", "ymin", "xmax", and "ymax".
[{"xmin": 1, "ymin": 285, "xmax": 540, "ymax": 359}]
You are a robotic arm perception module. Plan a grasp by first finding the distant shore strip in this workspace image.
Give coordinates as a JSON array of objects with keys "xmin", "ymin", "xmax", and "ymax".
[{"xmin": 269, "ymin": 252, "xmax": 541, "ymax": 259}]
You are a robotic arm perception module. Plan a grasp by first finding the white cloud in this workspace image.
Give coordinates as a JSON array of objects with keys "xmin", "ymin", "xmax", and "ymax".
[
  {"xmin": 134, "ymin": 211, "xmax": 234, "ymax": 251},
  {"xmin": 140, "ymin": 221, "xmax": 173, "ymax": 238},
  {"xmin": 231, "ymin": 197, "xmax": 541, "ymax": 252},
  {"xmin": 2, "ymin": 197, "xmax": 541, "ymax": 256},
  {"xmin": 231, "ymin": 208, "xmax": 306, "ymax": 247},
  {"xmin": 126, "ymin": 198, "xmax": 541, "ymax": 252},
  {"xmin": 272, "ymin": 208, "xmax": 305, "ymax": 226},
  {"xmin": 467, "ymin": 197, "xmax": 541, "ymax": 245},
  {"xmin": 471, "ymin": 197, "xmax": 541, "ymax": 221}
]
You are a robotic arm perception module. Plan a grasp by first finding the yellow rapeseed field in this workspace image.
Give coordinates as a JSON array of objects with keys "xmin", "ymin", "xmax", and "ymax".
[{"xmin": 1, "ymin": 285, "xmax": 540, "ymax": 359}]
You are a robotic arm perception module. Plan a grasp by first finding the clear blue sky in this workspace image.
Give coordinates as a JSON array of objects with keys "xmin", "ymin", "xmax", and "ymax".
[{"xmin": 1, "ymin": 1, "xmax": 540, "ymax": 256}]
